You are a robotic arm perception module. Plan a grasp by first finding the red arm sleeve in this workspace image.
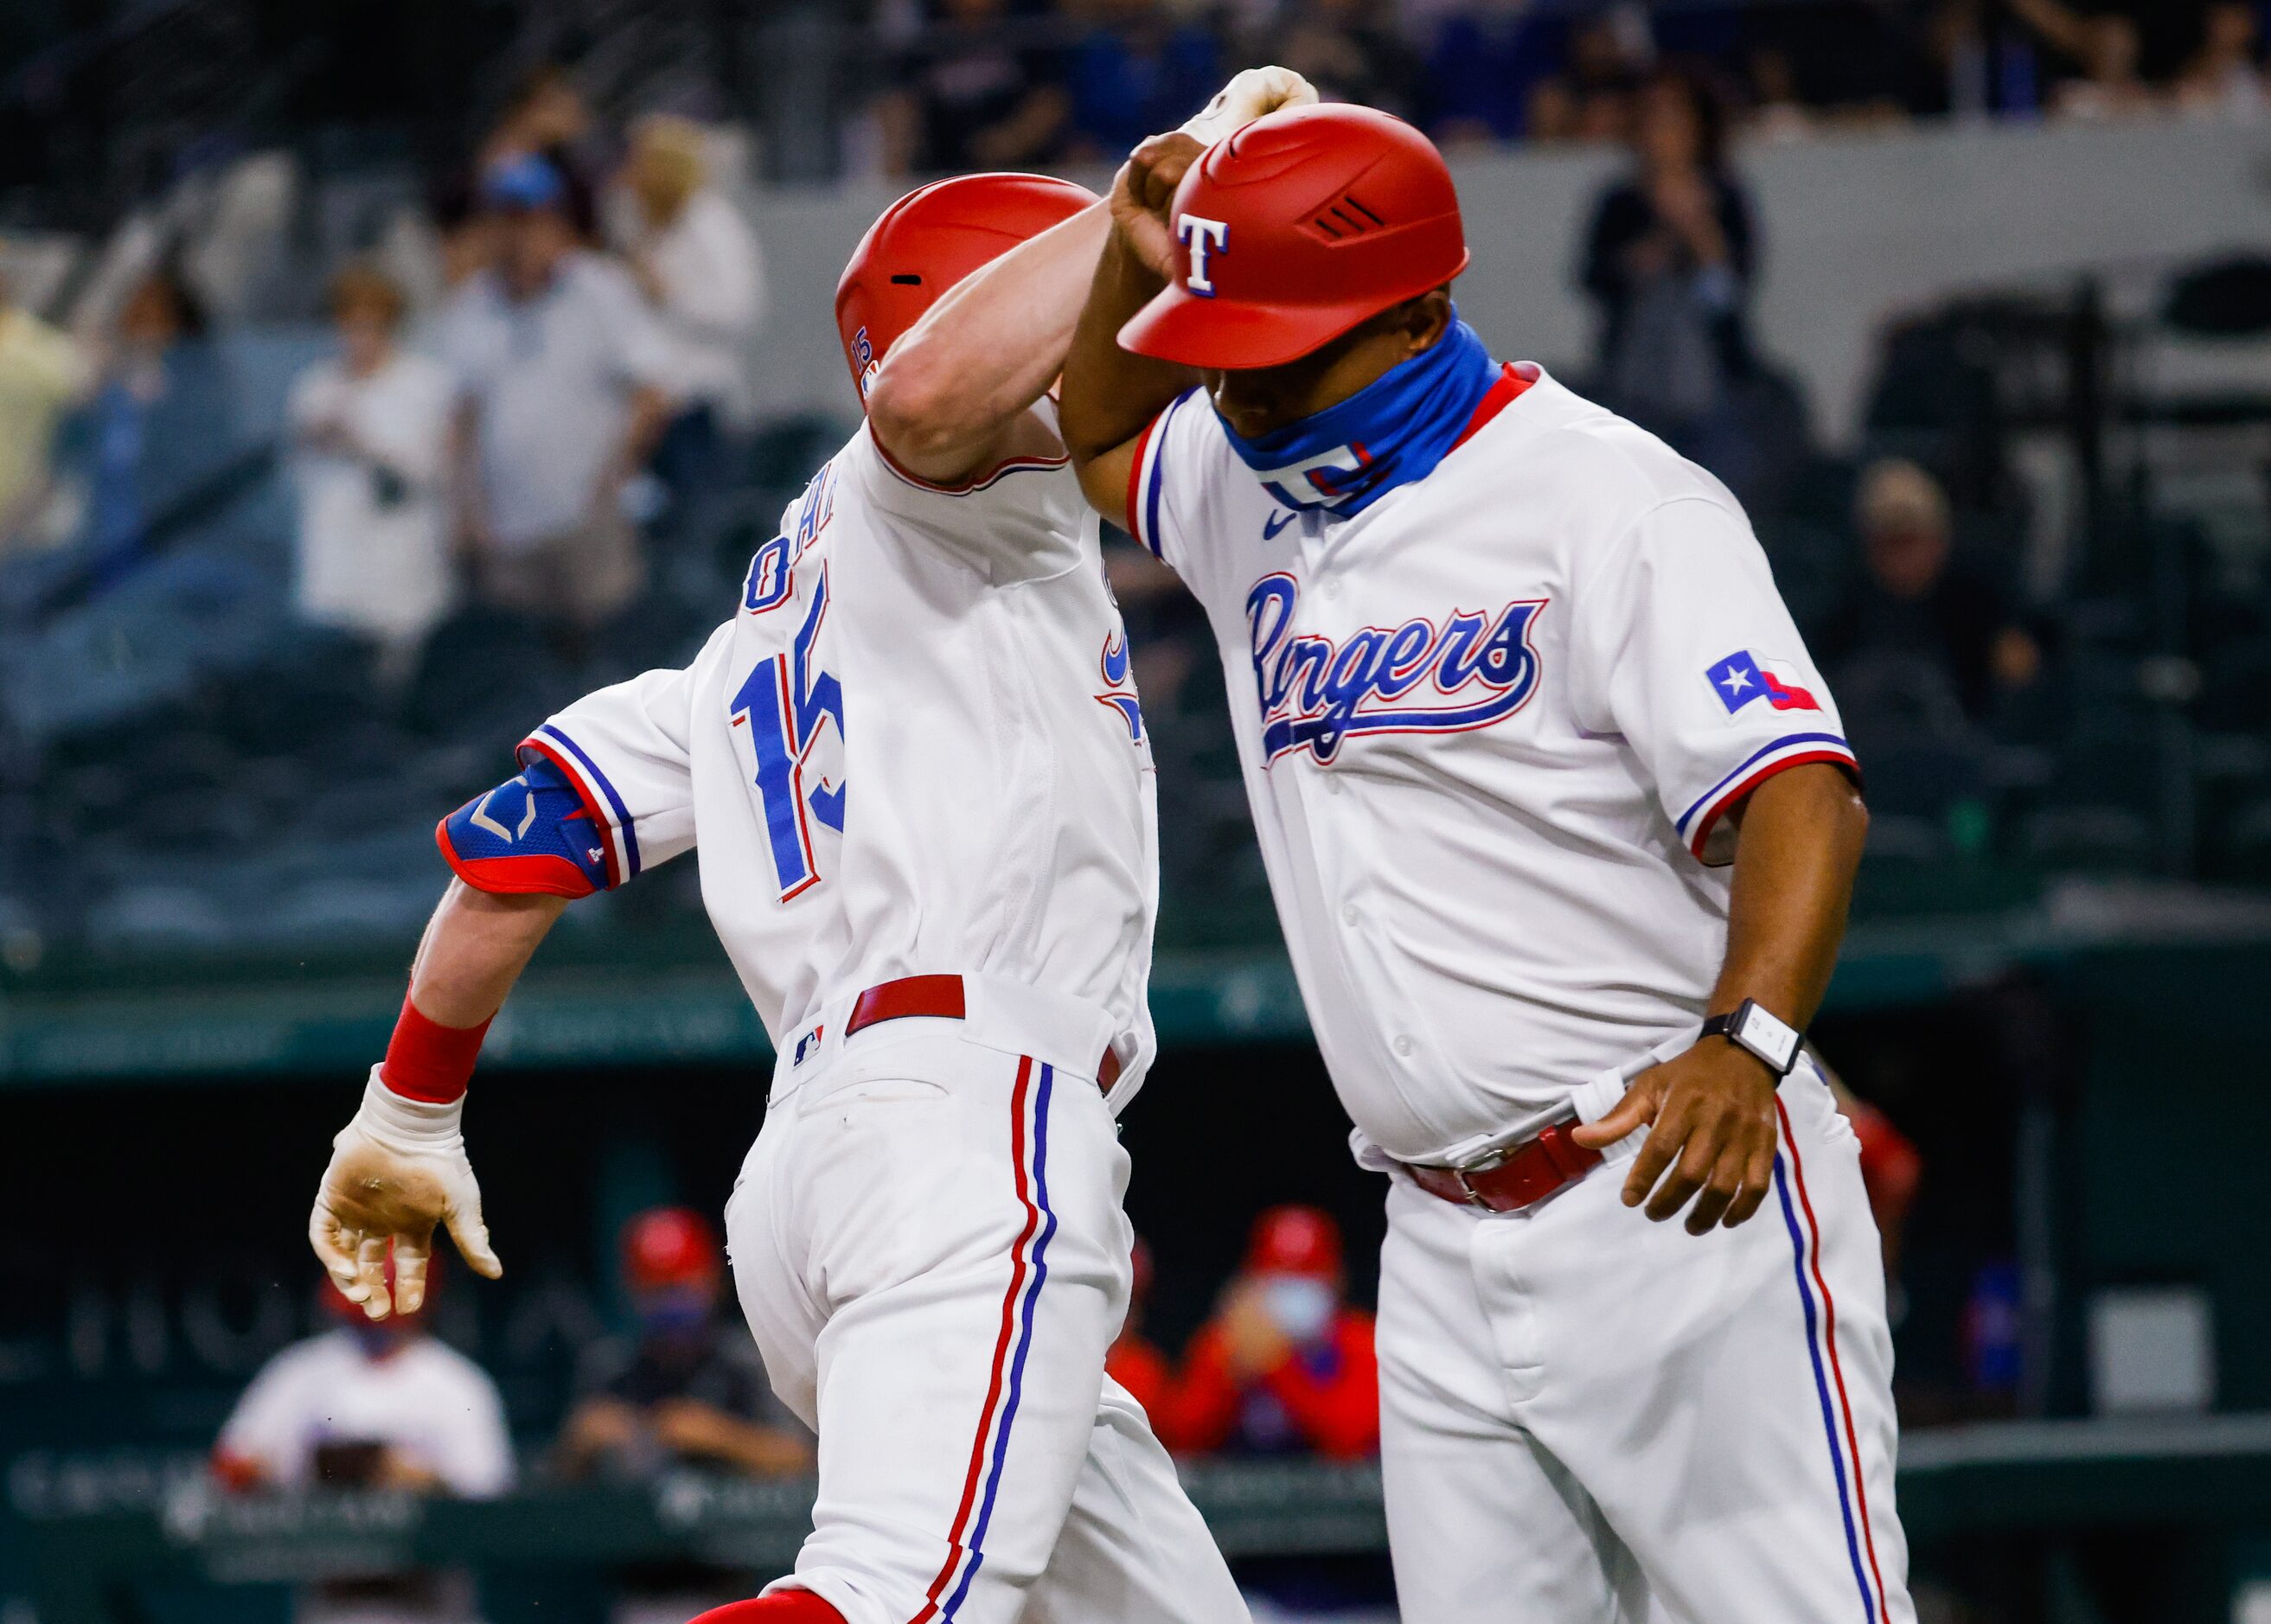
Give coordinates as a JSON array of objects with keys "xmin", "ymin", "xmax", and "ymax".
[
  {"xmin": 1257, "ymin": 1313, "xmax": 1380, "ymax": 1461},
  {"xmin": 1161, "ymin": 1323, "xmax": 1244, "ymax": 1455},
  {"xmin": 1104, "ymin": 1337, "xmax": 1174, "ymax": 1428}
]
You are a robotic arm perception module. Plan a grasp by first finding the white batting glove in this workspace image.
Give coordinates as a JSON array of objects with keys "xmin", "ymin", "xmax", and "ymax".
[
  {"xmin": 309, "ymin": 1068, "xmax": 502, "ymax": 1320},
  {"xmin": 1179, "ymin": 66, "xmax": 1321, "ymax": 148}
]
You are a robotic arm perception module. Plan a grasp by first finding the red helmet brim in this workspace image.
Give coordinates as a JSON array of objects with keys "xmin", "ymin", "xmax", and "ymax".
[{"xmin": 1118, "ymin": 246, "xmax": 1473, "ymax": 371}]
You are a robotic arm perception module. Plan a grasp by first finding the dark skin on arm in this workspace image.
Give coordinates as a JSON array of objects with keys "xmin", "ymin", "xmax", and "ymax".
[
  {"xmin": 1571, "ymin": 763, "xmax": 1868, "ymax": 1232},
  {"xmin": 1061, "ymin": 130, "xmax": 1871, "ymax": 1239}
]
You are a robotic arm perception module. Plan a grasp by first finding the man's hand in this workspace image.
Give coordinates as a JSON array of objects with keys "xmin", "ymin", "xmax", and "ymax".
[
  {"xmin": 309, "ymin": 1070, "xmax": 502, "ymax": 1319},
  {"xmin": 1109, "ymin": 133, "xmax": 1205, "ymax": 282},
  {"xmin": 1571, "ymin": 1039, "xmax": 1781, "ymax": 1235},
  {"xmin": 1111, "ymin": 67, "xmax": 1316, "ymax": 280},
  {"xmin": 1178, "ymin": 66, "xmax": 1318, "ymax": 147}
]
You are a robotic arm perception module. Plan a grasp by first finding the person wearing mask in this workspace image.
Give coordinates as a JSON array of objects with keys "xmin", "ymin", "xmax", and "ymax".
[
  {"xmin": 0, "ymin": 265, "xmax": 90, "ymax": 553},
  {"xmin": 288, "ymin": 263, "xmax": 457, "ymax": 687},
  {"xmin": 558, "ymin": 1208, "xmax": 811, "ymax": 1624},
  {"xmin": 213, "ymin": 1248, "xmax": 510, "ymax": 1623},
  {"xmin": 608, "ymin": 115, "xmax": 768, "ymax": 521},
  {"xmin": 73, "ymin": 265, "xmax": 234, "ymax": 585},
  {"xmin": 438, "ymin": 153, "xmax": 673, "ymax": 638},
  {"xmin": 1165, "ymin": 1206, "xmax": 1379, "ymax": 1461}
]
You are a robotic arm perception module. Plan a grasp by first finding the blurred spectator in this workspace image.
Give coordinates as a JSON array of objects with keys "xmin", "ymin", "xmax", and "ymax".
[
  {"xmin": 556, "ymin": 1208, "xmax": 809, "ymax": 1482},
  {"xmin": 1164, "ymin": 1205, "xmax": 1379, "ymax": 1461},
  {"xmin": 214, "ymin": 1250, "xmax": 509, "ymax": 1623},
  {"xmin": 1419, "ymin": 1, "xmax": 1569, "ymax": 145},
  {"xmin": 70, "ymin": 265, "xmax": 234, "ymax": 585},
  {"xmin": 2177, "ymin": 2, "xmax": 2267, "ymax": 118},
  {"xmin": 1061, "ymin": 0, "xmax": 1222, "ymax": 163},
  {"xmin": 557, "ymin": 1208, "xmax": 809, "ymax": 1624},
  {"xmin": 1817, "ymin": 458, "xmax": 2042, "ymax": 723},
  {"xmin": 429, "ymin": 173, "xmax": 496, "ymax": 300},
  {"xmin": 607, "ymin": 115, "xmax": 768, "ymax": 515},
  {"xmin": 0, "ymin": 265, "xmax": 90, "ymax": 553},
  {"xmin": 287, "ymin": 263, "xmax": 457, "ymax": 686},
  {"xmin": 1581, "ymin": 68, "xmax": 1786, "ymax": 496},
  {"xmin": 2006, "ymin": 0, "xmax": 2157, "ymax": 118},
  {"xmin": 1104, "ymin": 1237, "xmax": 1176, "ymax": 1422},
  {"xmin": 881, "ymin": 0, "xmax": 1071, "ymax": 176},
  {"xmin": 1526, "ymin": 13, "xmax": 1650, "ymax": 143},
  {"xmin": 482, "ymin": 63, "xmax": 610, "ymax": 235},
  {"xmin": 1260, "ymin": 0, "xmax": 1423, "ymax": 120},
  {"xmin": 439, "ymin": 154, "xmax": 672, "ymax": 637}
]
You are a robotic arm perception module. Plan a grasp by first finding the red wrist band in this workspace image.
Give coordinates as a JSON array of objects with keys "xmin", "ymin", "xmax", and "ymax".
[{"xmin": 381, "ymin": 991, "xmax": 491, "ymax": 1103}]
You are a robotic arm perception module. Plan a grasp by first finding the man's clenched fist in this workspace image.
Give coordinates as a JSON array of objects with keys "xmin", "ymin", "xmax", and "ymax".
[
  {"xmin": 1112, "ymin": 67, "xmax": 1319, "ymax": 282},
  {"xmin": 310, "ymin": 1069, "xmax": 502, "ymax": 1319}
]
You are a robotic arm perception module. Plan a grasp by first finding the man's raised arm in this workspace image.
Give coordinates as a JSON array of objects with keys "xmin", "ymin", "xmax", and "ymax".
[
  {"xmin": 309, "ymin": 882, "xmax": 564, "ymax": 1320},
  {"xmin": 1060, "ymin": 68, "xmax": 1318, "ymax": 523},
  {"xmin": 864, "ymin": 201, "xmax": 1114, "ymax": 485},
  {"xmin": 1059, "ymin": 137, "xmax": 1204, "ymax": 525}
]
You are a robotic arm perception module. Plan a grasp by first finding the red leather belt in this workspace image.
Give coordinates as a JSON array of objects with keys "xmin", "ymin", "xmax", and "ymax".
[
  {"xmin": 844, "ymin": 974, "xmax": 1123, "ymax": 1090},
  {"xmin": 1400, "ymin": 1121, "xmax": 1602, "ymax": 1213}
]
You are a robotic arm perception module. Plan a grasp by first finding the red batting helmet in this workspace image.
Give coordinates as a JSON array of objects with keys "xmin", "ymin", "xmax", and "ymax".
[
  {"xmin": 622, "ymin": 1206, "xmax": 721, "ymax": 1293},
  {"xmin": 1244, "ymin": 1205, "xmax": 1343, "ymax": 1280},
  {"xmin": 1120, "ymin": 103, "xmax": 1468, "ymax": 371},
  {"xmin": 835, "ymin": 172, "xmax": 1098, "ymax": 407}
]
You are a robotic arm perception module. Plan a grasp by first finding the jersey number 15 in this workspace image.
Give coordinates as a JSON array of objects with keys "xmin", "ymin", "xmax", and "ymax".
[{"xmin": 731, "ymin": 564, "xmax": 846, "ymax": 900}]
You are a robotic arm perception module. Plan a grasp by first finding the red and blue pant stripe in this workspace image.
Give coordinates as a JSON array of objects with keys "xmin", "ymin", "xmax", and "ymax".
[
  {"xmin": 1772, "ymin": 1097, "xmax": 1893, "ymax": 1624},
  {"xmin": 908, "ymin": 1058, "xmax": 1058, "ymax": 1624}
]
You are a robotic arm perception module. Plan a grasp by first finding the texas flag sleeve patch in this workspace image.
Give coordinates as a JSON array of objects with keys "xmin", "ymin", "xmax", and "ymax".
[{"xmin": 1707, "ymin": 649, "xmax": 1821, "ymax": 714}]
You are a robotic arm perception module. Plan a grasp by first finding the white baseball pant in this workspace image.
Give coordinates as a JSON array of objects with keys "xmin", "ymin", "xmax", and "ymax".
[
  {"xmin": 1374, "ymin": 1060, "xmax": 1914, "ymax": 1624},
  {"xmin": 724, "ymin": 1007, "xmax": 1248, "ymax": 1624}
]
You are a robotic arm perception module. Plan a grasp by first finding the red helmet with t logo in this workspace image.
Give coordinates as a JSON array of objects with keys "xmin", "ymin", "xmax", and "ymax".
[{"xmin": 1119, "ymin": 103, "xmax": 1468, "ymax": 371}]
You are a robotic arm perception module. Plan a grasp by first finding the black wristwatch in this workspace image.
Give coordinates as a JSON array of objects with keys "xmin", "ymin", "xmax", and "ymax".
[{"xmin": 1701, "ymin": 999, "xmax": 1803, "ymax": 1077}]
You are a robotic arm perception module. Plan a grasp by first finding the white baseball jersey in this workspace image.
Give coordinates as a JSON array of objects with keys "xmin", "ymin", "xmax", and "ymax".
[
  {"xmin": 1124, "ymin": 363, "xmax": 1856, "ymax": 1163},
  {"xmin": 217, "ymin": 1329, "xmax": 515, "ymax": 1497},
  {"xmin": 525, "ymin": 403, "xmax": 1159, "ymax": 1096}
]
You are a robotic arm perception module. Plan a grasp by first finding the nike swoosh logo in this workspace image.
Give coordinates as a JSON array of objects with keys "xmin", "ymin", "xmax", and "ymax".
[{"xmin": 1263, "ymin": 510, "xmax": 1297, "ymax": 540}]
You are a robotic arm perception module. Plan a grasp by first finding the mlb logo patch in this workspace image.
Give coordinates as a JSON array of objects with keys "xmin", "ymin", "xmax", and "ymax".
[
  {"xmin": 1708, "ymin": 650, "xmax": 1820, "ymax": 714},
  {"xmin": 794, "ymin": 1024, "xmax": 826, "ymax": 1066}
]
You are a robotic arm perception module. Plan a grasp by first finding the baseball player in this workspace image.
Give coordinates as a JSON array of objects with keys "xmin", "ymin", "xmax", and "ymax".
[
  {"xmin": 304, "ymin": 71, "xmax": 1314, "ymax": 1624},
  {"xmin": 1059, "ymin": 105, "xmax": 1911, "ymax": 1623}
]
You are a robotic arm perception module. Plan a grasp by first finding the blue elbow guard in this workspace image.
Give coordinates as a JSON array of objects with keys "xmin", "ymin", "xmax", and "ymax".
[{"xmin": 436, "ymin": 756, "xmax": 612, "ymax": 898}]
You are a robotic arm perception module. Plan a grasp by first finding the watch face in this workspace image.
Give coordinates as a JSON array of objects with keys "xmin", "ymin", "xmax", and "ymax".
[{"xmin": 1737, "ymin": 1002, "xmax": 1801, "ymax": 1071}]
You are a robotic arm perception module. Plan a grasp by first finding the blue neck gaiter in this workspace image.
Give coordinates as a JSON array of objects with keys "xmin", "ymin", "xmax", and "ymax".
[{"xmin": 1219, "ymin": 316, "xmax": 1499, "ymax": 518}]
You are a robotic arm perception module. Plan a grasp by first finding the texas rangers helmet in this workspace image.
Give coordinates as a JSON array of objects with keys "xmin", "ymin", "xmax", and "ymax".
[
  {"xmin": 622, "ymin": 1206, "xmax": 722, "ymax": 1293},
  {"xmin": 835, "ymin": 172, "xmax": 1098, "ymax": 406},
  {"xmin": 1244, "ymin": 1205, "xmax": 1344, "ymax": 1279},
  {"xmin": 1119, "ymin": 103, "xmax": 1468, "ymax": 371}
]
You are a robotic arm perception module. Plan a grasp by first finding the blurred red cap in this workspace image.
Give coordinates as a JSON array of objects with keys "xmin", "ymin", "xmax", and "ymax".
[
  {"xmin": 1120, "ymin": 103, "xmax": 1468, "ymax": 370},
  {"xmin": 623, "ymin": 1206, "xmax": 721, "ymax": 1293},
  {"xmin": 835, "ymin": 172, "xmax": 1098, "ymax": 408},
  {"xmin": 1244, "ymin": 1204, "xmax": 1342, "ymax": 1279}
]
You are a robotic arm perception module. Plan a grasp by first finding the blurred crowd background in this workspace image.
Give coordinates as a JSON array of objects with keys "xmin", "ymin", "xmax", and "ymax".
[{"xmin": 3, "ymin": 3, "xmax": 2271, "ymax": 1622}]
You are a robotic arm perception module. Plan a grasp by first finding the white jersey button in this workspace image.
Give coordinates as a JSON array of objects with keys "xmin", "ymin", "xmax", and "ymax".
[
  {"xmin": 1341, "ymin": 903, "xmax": 1359, "ymax": 926},
  {"xmin": 1393, "ymin": 1035, "xmax": 1415, "ymax": 1058}
]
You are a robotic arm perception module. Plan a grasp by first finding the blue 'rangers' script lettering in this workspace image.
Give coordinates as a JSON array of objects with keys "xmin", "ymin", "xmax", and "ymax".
[{"xmin": 1245, "ymin": 573, "xmax": 1545, "ymax": 764}]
